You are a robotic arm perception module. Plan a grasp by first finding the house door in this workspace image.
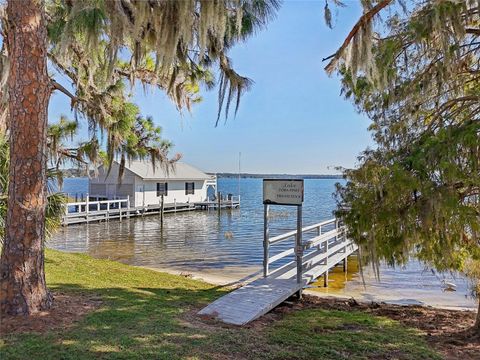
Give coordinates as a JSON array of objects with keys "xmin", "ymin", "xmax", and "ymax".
[
  {"xmin": 137, "ymin": 185, "xmax": 145, "ymax": 207},
  {"xmin": 106, "ymin": 184, "xmax": 116, "ymax": 199}
]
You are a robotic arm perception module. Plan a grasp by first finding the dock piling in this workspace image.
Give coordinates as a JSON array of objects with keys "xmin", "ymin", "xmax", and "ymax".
[
  {"xmin": 160, "ymin": 195, "xmax": 164, "ymax": 225},
  {"xmin": 324, "ymin": 239, "xmax": 329, "ymax": 287},
  {"xmin": 86, "ymin": 193, "xmax": 89, "ymax": 223},
  {"xmin": 295, "ymin": 205, "xmax": 303, "ymax": 298}
]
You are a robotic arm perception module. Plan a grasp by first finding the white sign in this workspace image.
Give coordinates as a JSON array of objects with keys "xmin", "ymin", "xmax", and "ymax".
[{"xmin": 263, "ymin": 179, "xmax": 304, "ymax": 206}]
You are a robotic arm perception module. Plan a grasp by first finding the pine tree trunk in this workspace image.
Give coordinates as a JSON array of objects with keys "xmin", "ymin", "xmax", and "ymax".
[
  {"xmin": 475, "ymin": 300, "xmax": 480, "ymax": 334},
  {"xmin": 0, "ymin": 0, "xmax": 52, "ymax": 315}
]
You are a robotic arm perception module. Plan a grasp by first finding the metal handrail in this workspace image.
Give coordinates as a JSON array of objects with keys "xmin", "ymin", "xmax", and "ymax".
[
  {"xmin": 268, "ymin": 219, "xmax": 336, "ymax": 245},
  {"xmin": 263, "ymin": 218, "xmax": 343, "ymax": 279},
  {"xmin": 267, "ymin": 227, "xmax": 341, "ymax": 266},
  {"xmin": 303, "ymin": 228, "xmax": 342, "ymax": 250}
]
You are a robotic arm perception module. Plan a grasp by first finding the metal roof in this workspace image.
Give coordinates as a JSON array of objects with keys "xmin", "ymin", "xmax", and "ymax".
[{"xmin": 118, "ymin": 160, "xmax": 210, "ymax": 181}]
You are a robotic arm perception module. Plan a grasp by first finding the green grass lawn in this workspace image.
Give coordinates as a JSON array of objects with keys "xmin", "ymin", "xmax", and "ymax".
[{"xmin": 0, "ymin": 249, "xmax": 440, "ymax": 360}]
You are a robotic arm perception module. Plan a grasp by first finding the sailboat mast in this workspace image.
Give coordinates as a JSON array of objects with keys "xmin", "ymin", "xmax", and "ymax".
[{"xmin": 238, "ymin": 152, "xmax": 241, "ymax": 196}]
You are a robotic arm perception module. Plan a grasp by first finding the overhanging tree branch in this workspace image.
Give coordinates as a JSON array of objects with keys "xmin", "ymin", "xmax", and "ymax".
[
  {"xmin": 324, "ymin": 0, "xmax": 393, "ymax": 74},
  {"xmin": 50, "ymin": 80, "xmax": 78, "ymax": 108}
]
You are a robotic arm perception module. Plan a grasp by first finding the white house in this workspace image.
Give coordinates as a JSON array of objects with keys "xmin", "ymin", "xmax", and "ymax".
[{"xmin": 89, "ymin": 160, "xmax": 217, "ymax": 207}]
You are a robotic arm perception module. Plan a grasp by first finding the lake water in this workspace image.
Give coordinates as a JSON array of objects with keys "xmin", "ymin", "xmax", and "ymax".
[{"xmin": 49, "ymin": 177, "xmax": 476, "ymax": 310}]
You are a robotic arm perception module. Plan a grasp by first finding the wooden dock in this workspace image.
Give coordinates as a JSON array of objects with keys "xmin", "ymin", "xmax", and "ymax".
[
  {"xmin": 62, "ymin": 196, "xmax": 240, "ymax": 225},
  {"xmin": 198, "ymin": 219, "xmax": 357, "ymax": 325},
  {"xmin": 195, "ymin": 197, "xmax": 240, "ymax": 210}
]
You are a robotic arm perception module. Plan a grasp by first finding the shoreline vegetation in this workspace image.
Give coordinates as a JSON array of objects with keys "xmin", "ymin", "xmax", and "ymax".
[
  {"xmin": 1, "ymin": 250, "xmax": 478, "ymax": 360},
  {"xmin": 212, "ymin": 173, "xmax": 344, "ymax": 180}
]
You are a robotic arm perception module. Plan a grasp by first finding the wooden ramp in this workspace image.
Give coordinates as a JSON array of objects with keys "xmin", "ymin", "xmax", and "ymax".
[
  {"xmin": 199, "ymin": 278, "xmax": 302, "ymax": 325},
  {"xmin": 199, "ymin": 219, "xmax": 357, "ymax": 325}
]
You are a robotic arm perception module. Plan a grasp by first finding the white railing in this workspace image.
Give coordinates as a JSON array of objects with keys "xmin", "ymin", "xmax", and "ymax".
[
  {"xmin": 64, "ymin": 196, "xmax": 130, "ymax": 223},
  {"xmin": 204, "ymin": 194, "xmax": 241, "ymax": 204},
  {"xmin": 205, "ymin": 175, "xmax": 217, "ymax": 186},
  {"xmin": 263, "ymin": 218, "xmax": 355, "ymax": 283},
  {"xmin": 229, "ymin": 195, "xmax": 240, "ymax": 204}
]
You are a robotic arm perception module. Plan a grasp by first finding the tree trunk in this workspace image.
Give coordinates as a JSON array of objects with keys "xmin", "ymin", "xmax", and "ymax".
[
  {"xmin": 475, "ymin": 300, "xmax": 480, "ymax": 334},
  {"xmin": 0, "ymin": 0, "xmax": 52, "ymax": 315}
]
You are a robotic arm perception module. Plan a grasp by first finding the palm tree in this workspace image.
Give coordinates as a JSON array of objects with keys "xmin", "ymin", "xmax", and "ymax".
[{"xmin": 0, "ymin": 135, "xmax": 66, "ymax": 243}]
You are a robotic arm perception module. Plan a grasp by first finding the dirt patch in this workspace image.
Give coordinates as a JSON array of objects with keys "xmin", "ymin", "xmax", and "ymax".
[
  {"xmin": 0, "ymin": 292, "xmax": 102, "ymax": 335},
  {"xmin": 252, "ymin": 295, "xmax": 479, "ymax": 360}
]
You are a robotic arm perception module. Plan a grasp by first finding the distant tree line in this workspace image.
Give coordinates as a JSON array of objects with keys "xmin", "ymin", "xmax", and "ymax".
[{"xmin": 213, "ymin": 173, "xmax": 343, "ymax": 179}]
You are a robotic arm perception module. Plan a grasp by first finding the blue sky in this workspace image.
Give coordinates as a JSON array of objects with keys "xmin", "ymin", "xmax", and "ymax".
[{"xmin": 49, "ymin": 1, "xmax": 372, "ymax": 175}]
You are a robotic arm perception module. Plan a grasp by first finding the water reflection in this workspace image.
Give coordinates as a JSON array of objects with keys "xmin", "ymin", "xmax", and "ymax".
[
  {"xmin": 310, "ymin": 256, "xmax": 359, "ymax": 291},
  {"xmin": 56, "ymin": 210, "xmax": 250, "ymax": 270}
]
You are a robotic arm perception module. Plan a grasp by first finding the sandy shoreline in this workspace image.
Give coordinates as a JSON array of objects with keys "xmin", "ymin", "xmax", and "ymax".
[
  {"xmin": 142, "ymin": 264, "xmax": 478, "ymax": 312},
  {"xmin": 142, "ymin": 265, "xmax": 263, "ymax": 287}
]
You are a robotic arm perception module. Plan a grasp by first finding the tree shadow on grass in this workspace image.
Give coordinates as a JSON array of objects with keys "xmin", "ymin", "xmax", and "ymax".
[
  {"xmin": 0, "ymin": 283, "xmax": 235, "ymax": 360},
  {"xmin": 1, "ymin": 283, "xmax": 443, "ymax": 360}
]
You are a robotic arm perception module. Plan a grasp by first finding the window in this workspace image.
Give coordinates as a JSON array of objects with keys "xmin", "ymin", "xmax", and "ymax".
[
  {"xmin": 156, "ymin": 182, "xmax": 168, "ymax": 196},
  {"xmin": 185, "ymin": 182, "xmax": 195, "ymax": 195}
]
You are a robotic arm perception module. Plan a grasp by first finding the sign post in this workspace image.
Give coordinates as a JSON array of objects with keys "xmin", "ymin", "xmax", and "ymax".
[
  {"xmin": 263, "ymin": 203, "xmax": 270, "ymax": 277},
  {"xmin": 296, "ymin": 204, "xmax": 303, "ymax": 286},
  {"xmin": 263, "ymin": 179, "xmax": 304, "ymax": 293}
]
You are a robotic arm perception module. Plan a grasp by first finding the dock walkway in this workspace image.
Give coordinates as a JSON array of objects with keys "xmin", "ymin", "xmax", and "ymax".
[
  {"xmin": 62, "ymin": 196, "xmax": 240, "ymax": 225},
  {"xmin": 198, "ymin": 219, "xmax": 357, "ymax": 325}
]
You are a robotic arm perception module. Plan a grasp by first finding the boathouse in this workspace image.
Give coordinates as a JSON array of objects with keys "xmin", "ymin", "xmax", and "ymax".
[{"xmin": 89, "ymin": 160, "xmax": 217, "ymax": 207}]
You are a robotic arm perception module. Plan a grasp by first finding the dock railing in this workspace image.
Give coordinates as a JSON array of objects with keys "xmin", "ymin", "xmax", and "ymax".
[
  {"xmin": 64, "ymin": 196, "xmax": 130, "ymax": 224},
  {"xmin": 263, "ymin": 218, "xmax": 354, "ymax": 285},
  {"xmin": 205, "ymin": 194, "xmax": 240, "ymax": 203},
  {"xmin": 199, "ymin": 217, "xmax": 357, "ymax": 325},
  {"xmin": 200, "ymin": 194, "xmax": 241, "ymax": 209},
  {"xmin": 205, "ymin": 175, "xmax": 218, "ymax": 186},
  {"xmin": 229, "ymin": 195, "xmax": 240, "ymax": 205}
]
